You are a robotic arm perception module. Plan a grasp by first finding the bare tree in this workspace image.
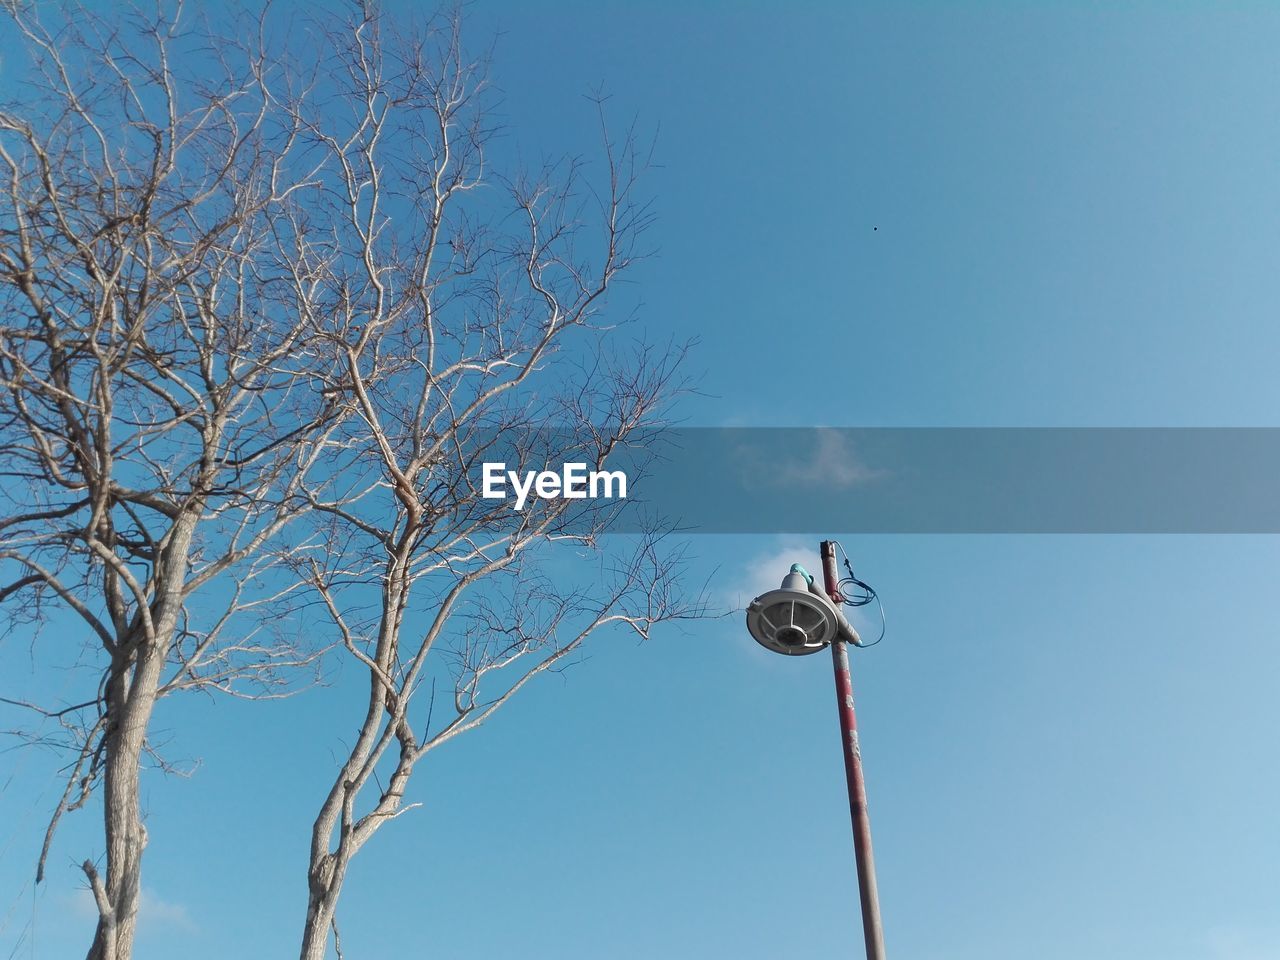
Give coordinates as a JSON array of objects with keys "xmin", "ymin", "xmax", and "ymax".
[
  {"xmin": 272, "ymin": 10, "xmax": 701, "ymax": 959},
  {"xmin": 2, "ymin": 4, "xmax": 697, "ymax": 960},
  {"xmin": 0, "ymin": 5, "xmax": 355, "ymax": 958}
]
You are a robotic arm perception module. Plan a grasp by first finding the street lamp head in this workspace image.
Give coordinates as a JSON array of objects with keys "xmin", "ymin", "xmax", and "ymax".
[{"xmin": 745, "ymin": 566, "xmax": 840, "ymax": 656}]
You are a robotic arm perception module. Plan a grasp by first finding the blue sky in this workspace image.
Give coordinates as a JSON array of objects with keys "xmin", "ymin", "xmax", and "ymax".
[{"xmin": 4, "ymin": 2, "xmax": 1280, "ymax": 958}]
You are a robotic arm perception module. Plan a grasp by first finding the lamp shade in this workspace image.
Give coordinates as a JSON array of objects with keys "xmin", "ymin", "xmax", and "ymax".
[{"xmin": 745, "ymin": 571, "xmax": 839, "ymax": 656}]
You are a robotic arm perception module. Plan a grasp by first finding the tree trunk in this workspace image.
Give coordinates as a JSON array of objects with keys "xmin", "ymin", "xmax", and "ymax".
[
  {"xmin": 299, "ymin": 856, "xmax": 339, "ymax": 960},
  {"xmin": 85, "ymin": 749, "xmax": 146, "ymax": 960},
  {"xmin": 299, "ymin": 897, "xmax": 336, "ymax": 960},
  {"xmin": 84, "ymin": 654, "xmax": 159, "ymax": 960},
  {"xmin": 85, "ymin": 520, "xmax": 196, "ymax": 960}
]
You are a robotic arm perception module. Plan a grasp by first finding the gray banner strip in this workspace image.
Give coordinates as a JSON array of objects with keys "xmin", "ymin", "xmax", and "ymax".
[{"xmin": 480, "ymin": 428, "xmax": 1280, "ymax": 533}]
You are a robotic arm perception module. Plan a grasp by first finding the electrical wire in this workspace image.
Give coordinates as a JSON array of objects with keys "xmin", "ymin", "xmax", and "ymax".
[{"xmin": 833, "ymin": 541, "xmax": 886, "ymax": 647}]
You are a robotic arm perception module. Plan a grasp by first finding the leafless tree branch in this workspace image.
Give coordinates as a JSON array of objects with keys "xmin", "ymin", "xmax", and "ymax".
[{"xmin": 2, "ymin": 7, "xmax": 701, "ymax": 960}]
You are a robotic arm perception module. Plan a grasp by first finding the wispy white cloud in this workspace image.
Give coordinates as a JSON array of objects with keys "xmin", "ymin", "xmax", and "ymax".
[
  {"xmin": 69, "ymin": 885, "xmax": 196, "ymax": 933},
  {"xmin": 1206, "ymin": 925, "xmax": 1280, "ymax": 960},
  {"xmin": 732, "ymin": 427, "xmax": 886, "ymax": 493},
  {"xmin": 69, "ymin": 887, "xmax": 97, "ymax": 921},
  {"xmin": 723, "ymin": 538, "xmax": 822, "ymax": 613},
  {"xmin": 140, "ymin": 888, "xmax": 196, "ymax": 931},
  {"xmin": 772, "ymin": 428, "xmax": 885, "ymax": 490}
]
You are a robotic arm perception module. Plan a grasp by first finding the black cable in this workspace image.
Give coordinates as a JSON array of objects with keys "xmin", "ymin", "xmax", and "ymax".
[{"xmin": 834, "ymin": 541, "xmax": 886, "ymax": 647}]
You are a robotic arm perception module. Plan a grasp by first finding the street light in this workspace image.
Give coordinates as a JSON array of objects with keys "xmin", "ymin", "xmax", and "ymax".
[
  {"xmin": 745, "ymin": 567, "xmax": 841, "ymax": 654},
  {"xmin": 745, "ymin": 540, "xmax": 887, "ymax": 960}
]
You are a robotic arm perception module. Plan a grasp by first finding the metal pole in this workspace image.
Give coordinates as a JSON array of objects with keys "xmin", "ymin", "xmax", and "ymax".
[{"xmin": 820, "ymin": 539, "xmax": 886, "ymax": 960}]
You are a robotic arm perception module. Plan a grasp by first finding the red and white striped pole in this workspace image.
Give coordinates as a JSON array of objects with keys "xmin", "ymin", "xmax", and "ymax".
[{"xmin": 820, "ymin": 539, "xmax": 886, "ymax": 960}]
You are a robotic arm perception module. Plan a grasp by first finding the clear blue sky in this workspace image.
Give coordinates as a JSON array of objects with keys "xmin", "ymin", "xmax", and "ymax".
[{"xmin": 4, "ymin": 2, "xmax": 1280, "ymax": 958}]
